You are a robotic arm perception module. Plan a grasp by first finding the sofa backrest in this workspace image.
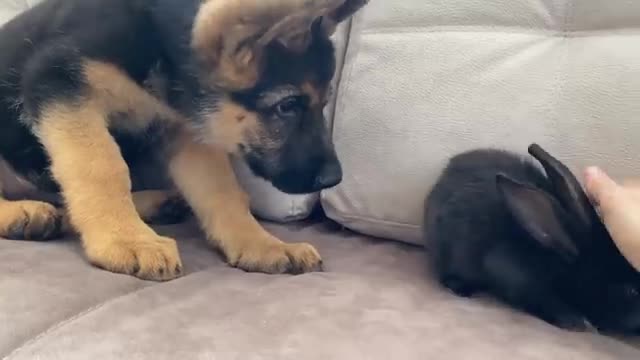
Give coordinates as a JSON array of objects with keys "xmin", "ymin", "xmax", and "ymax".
[{"xmin": 322, "ymin": 0, "xmax": 640, "ymax": 244}]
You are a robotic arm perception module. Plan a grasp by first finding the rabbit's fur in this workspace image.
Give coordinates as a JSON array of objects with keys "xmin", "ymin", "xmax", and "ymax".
[{"xmin": 424, "ymin": 144, "xmax": 640, "ymax": 333}]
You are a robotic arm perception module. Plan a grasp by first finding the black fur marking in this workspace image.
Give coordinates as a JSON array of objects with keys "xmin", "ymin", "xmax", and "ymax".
[
  {"xmin": 441, "ymin": 275, "xmax": 477, "ymax": 298},
  {"xmin": 110, "ymin": 120, "xmax": 175, "ymax": 192},
  {"xmin": 21, "ymin": 42, "xmax": 87, "ymax": 122},
  {"xmin": 146, "ymin": 195, "xmax": 192, "ymax": 225}
]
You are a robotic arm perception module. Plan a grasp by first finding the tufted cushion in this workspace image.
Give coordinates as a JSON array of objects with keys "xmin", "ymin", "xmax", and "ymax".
[{"xmin": 321, "ymin": 0, "xmax": 640, "ymax": 245}]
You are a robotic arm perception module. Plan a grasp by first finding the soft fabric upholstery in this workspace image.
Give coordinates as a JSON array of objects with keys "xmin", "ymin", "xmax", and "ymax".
[
  {"xmin": 0, "ymin": 0, "xmax": 28, "ymax": 24},
  {"xmin": 321, "ymin": 0, "xmax": 640, "ymax": 245},
  {"xmin": 2, "ymin": 221, "xmax": 640, "ymax": 359}
]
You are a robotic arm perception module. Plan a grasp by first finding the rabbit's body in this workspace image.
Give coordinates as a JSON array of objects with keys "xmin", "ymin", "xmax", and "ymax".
[
  {"xmin": 426, "ymin": 149, "xmax": 549, "ymax": 289},
  {"xmin": 425, "ymin": 145, "xmax": 640, "ymax": 333}
]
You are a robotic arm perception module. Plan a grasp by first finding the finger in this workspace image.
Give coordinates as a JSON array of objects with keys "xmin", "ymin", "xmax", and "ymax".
[
  {"xmin": 620, "ymin": 179, "xmax": 640, "ymax": 198},
  {"xmin": 583, "ymin": 168, "xmax": 640, "ymax": 272},
  {"xmin": 584, "ymin": 166, "xmax": 621, "ymax": 215}
]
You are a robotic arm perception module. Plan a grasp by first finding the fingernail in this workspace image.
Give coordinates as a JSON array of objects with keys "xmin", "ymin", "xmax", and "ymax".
[{"xmin": 585, "ymin": 166, "xmax": 602, "ymax": 183}]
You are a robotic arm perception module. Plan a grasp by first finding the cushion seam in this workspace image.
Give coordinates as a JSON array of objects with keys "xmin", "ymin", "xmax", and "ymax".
[
  {"xmin": 328, "ymin": 19, "xmax": 354, "ymax": 134},
  {"xmin": 332, "ymin": 13, "xmax": 364, "ymax": 146}
]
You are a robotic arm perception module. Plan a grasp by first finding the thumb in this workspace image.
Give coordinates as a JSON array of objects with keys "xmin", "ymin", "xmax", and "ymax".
[
  {"xmin": 584, "ymin": 167, "xmax": 640, "ymax": 272},
  {"xmin": 584, "ymin": 166, "xmax": 621, "ymax": 215}
]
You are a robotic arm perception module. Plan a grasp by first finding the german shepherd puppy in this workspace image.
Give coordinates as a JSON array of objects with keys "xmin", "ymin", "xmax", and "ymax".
[{"xmin": 0, "ymin": 0, "xmax": 369, "ymax": 281}]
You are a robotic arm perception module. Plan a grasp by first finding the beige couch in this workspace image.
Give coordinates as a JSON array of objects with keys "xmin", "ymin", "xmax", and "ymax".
[{"xmin": 3, "ymin": 0, "xmax": 640, "ymax": 359}]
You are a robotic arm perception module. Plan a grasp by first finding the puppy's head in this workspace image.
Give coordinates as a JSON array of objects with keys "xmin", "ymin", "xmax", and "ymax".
[{"xmin": 188, "ymin": 0, "xmax": 368, "ymax": 194}]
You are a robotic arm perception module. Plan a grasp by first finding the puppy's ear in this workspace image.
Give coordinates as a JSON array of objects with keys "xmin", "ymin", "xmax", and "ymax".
[
  {"xmin": 271, "ymin": 0, "xmax": 371, "ymax": 48},
  {"xmin": 496, "ymin": 173, "xmax": 580, "ymax": 263},
  {"xmin": 278, "ymin": 0, "xmax": 369, "ymax": 46},
  {"xmin": 320, "ymin": 0, "xmax": 370, "ymax": 36},
  {"xmin": 191, "ymin": 0, "xmax": 345, "ymax": 90}
]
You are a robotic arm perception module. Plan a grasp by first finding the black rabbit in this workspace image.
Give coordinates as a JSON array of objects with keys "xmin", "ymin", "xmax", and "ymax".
[{"xmin": 424, "ymin": 144, "xmax": 640, "ymax": 333}]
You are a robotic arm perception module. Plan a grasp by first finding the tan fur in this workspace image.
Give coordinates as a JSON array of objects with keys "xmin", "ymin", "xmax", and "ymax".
[
  {"xmin": 34, "ymin": 61, "xmax": 183, "ymax": 281},
  {"xmin": 84, "ymin": 60, "xmax": 184, "ymax": 130},
  {"xmin": 58, "ymin": 190, "xmax": 188, "ymax": 235},
  {"xmin": 0, "ymin": 198, "xmax": 61, "ymax": 240},
  {"xmin": 0, "ymin": 167, "xmax": 60, "ymax": 240},
  {"xmin": 191, "ymin": 0, "xmax": 265, "ymax": 90},
  {"xmin": 201, "ymin": 98, "xmax": 264, "ymax": 153},
  {"xmin": 0, "ymin": 157, "xmax": 184, "ymax": 239},
  {"xmin": 191, "ymin": 0, "xmax": 342, "ymax": 90},
  {"xmin": 169, "ymin": 132, "xmax": 322, "ymax": 274},
  {"xmin": 132, "ymin": 190, "xmax": 181, "ymax": 221}
]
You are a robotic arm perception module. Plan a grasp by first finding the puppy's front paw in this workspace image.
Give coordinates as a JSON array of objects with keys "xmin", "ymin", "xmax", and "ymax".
[
  {"xmin": 85, "ymin": 232, "xmax": 183, "ymax": 281},
  {"xmin": 226, "ymin": 237, "xmax": 322, "ymax": 275},
  {"xmin": 284, "ymin": 242, "xmax": 323, "ymax": 274},
  {"xmin": 0, "ymin": 200, "xmax": 62, "ymax": 240}
]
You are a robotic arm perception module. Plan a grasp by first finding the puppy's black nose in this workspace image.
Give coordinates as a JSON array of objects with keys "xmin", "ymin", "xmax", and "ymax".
[{"xmin": 314, "ymin": 160, "xmax": 343, "ymax": 190}]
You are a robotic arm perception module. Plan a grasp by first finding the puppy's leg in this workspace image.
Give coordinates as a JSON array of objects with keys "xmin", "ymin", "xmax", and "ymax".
[
  {"xmin": 22, "ymin": 54, "xmax": 182, "ymax": 281},
  {"xmin": 58, "ymin": 190, "xmax": 191, "ymax": 235},
  {"xmin": 169, "ymin": 136, "xmax": 322, "ymax": 274},
  {"xmin": 35, "ymin": 108, "xmax": 182, "ymax": 280}
]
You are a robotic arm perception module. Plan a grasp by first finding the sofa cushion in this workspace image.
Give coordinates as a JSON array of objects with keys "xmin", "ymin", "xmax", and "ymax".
[
  {"xmin": 321, "ymin": 0, "xmax": 640, "ymax": 245},
  {"xmin": 2, "ymin": 222, "xmax": 640, "ymax": 359}
]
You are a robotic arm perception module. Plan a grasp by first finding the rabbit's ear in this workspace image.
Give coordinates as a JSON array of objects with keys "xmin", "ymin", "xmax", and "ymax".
[
  {"xmin": 528, "ymin": 144, "xmax": 598, "ymax": 232},
  {"xmin": 497, "ymin": 174, "xmax": 580, "ymax": 262}
]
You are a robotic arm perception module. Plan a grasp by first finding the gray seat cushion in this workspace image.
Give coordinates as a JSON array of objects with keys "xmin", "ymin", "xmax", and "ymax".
[{"xmin": 2, "ymin": 221, "xmax": 639, "ymax": 359}]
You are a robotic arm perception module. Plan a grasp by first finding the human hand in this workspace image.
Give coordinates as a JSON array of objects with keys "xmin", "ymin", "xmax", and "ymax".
[{"xmin": 584, "ymin": 167, "xmax": 640, "ymax": 272}]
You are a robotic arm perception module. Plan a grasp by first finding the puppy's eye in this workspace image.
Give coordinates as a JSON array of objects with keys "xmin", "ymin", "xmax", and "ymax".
[{"xmin": 275, "ymin": 97, "xmax": 304, "ymax": 118}]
